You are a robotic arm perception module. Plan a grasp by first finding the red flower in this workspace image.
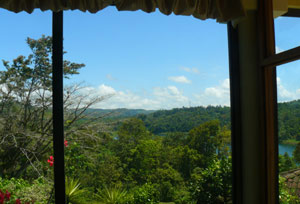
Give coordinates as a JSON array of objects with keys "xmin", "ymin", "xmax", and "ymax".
[
  {"xmin": 0, "ymin": 193, "xmax": 4, "ymax": 204},
  {"xmin": 47, "ymin": 156, "xmax": 54, "ymax": 167},
  {"xmin": 15, "ymin": 198, "xmax": 21, "ymax": 204},
  {"xmin": 64, "ymin": 140, "xmax": 68, "ymax": 147},
  {"xmin": 5, "ymin": 190, "xmax": 11, "ymax": 200}
]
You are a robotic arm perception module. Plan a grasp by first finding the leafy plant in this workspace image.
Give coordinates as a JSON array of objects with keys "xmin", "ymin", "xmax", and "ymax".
[
  {"xmin": 65, "ymin": 177, "xmax": 87, "ymax": 204},
  {"xmin": 0, "ymin": 177, "xmax": 51, "ymax": 203},
  {"xmin": 132, "ymin": 183, "xmax": 159, "ymax": 204},
  {"xmin": 173, "ymin": 188, "xmax": 195, "ymax": 204},
  {"xmin": 279, "ymin": 176, "xmax": 300, "ymax": 204},
  {"xmin": 189, "ymin": 157, "xmax": 232, "ymax": 204},
  {"xmin": 96, "ymin": 186, "xmax": 128, "ymax": 204}
]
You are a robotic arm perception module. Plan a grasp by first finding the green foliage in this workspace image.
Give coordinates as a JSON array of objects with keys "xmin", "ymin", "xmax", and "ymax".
[
  {"xmin": 126, "ymin": 139, "xmax": 162, "ymax": 184},
  {"xmin": 138, "ymin": 99, "xmax": 300, "ymax": 143},
  {"xmin": 96, "ymin": 186, "xmax": 128, "ymax": 204},
  {"xmin": 149, "ymin": 164, "xmax": 183, "ymax": 202},
  {"xmin": 162, "ymin": 132, "xmax": 188, "ymax": 147},
  {"xmin": 138, "ymin": 106, "xmax": 230, "ymax": 135},
  {"xmin": 117, "ymin": 118, "xmax": 150, "ymax": 145},
  {"xmin": 65, "ymin": 141, "xmax": 98, "ymax": 182},
  {"xmin": 279, "ymin": 152, "xmax": 297, "ymax": 172},
  {"xmin": 0, "ymin": 177, "xmax": 52, "ymax": 203},
  {"xmin": 189, "ymin": 157, "xmax": 232, "ymax": 204},
  {"xmin": 65, "ymin": 177, "xmax": 87, "ymax": 204},
  {"xmin": 293, "ymin": 142, "xmax": 300, "ymax": 164},
  {"xmin": 165, "ymin": 145, "xmax": 202, "ymax": 180},
  {"xmin": 0, "ymin": 35, "xmax": 86, "ymax": 177},
  {"xmin": 278, "ymin": 100, "xmax": 300, "ymax": 142},
  {"xmin": 187, "ymin": 120, "xmax": 221, "ymax": 163},
  {"xmin": 93, "ymin": 149, "xmax": 123, "ymax": 188},
  {"xmin": 279, "ymin": 176, "xmax": 300, "ymax": 204},
  {"xmin": 132, "ymin": 183, "xmax": 160, "ymax": 204},
  {"xmin": 173, "ymin": 188, "xmax": 195, "ymax": 204}
]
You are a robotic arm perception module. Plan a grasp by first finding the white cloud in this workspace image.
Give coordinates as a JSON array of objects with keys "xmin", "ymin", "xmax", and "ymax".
[
  {"xmin": 180, "ymin": 67, "xmax": 199, "ymax": 74},
  {"xmin": 168, "ymin": 76, "xmax": 191, "ymax": 84},
  {"xmin": 277, "ymin": 77, "xmax": 300, "ymax": 101},
  {"xmin": 153, "ymin": 86, "xmax": 189, "ymax": 108},
  {"xmin": 68, "ymin": 78, "xmax": 300, "ymax": 110},
  {"xmin": 194, "ymin": 79, "xmax": 230, "ymax": 106},
  {"xmin": 77, "ymin": 84, "xmax": 190, "ymax": 110}
]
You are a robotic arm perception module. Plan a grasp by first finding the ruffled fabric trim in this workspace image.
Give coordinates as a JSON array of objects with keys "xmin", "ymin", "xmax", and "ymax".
[{"xmin": 0, "ymin": 0, "xmax": 245, "ymax": 22}]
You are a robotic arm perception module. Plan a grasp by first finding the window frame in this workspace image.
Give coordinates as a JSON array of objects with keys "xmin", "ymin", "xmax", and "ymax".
[{"xmin": 37, "ymin": 4, "xmax": 300, "ymax": 204}]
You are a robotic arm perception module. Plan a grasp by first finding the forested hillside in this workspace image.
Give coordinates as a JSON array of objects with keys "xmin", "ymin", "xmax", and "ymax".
[
  {"xmin": 278, "ymin": 100, "xmax": 300, "ymax": 142},
  {"xmin": 133, "ymin": 100, "xmax": 300, "ymax": 143},
  {"xmin": 85, "ymin": 108, "xmax": 156, "ymax": 119},
  {"xmin": 137, "ymin": 106, "xmax": 231, "ymax": 134}
]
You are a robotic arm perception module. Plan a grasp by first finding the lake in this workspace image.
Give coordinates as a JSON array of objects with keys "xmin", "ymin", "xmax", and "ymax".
[{"xmin": 279, "ymin": 144, "xmax": 296, "ymax": 156}]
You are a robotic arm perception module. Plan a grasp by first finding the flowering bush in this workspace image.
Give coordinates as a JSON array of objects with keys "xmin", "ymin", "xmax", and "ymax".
[
  {"xmin": 0, "ymin": 188, "xmax": 33, "ymax": 204},
  {"xmin": 47, "ymin": 140, "xmax": 68, "ymax": 167},
  {"xmin": 47, "ymin": 156, "xmax": 54, "ymax": 167},
  {"xmin": 0, "ymin": 190, "xmax": 11, "ymax": 203},
  {"xmin": 0, "ymin": 177, "xmax": 51, "ymax": 204},
  {"xmin": 64, "ymin": 140, "xmax": 68, "ymax": 147}
]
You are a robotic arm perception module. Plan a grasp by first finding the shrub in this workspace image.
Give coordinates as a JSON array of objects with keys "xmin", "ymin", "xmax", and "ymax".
[
  {"xmin": 189, "ymin": 157, "xmax": 232, "ymax": 204},
  {"xmin": 279, "ymin": 176, "xmax": 300, "ymax": 204},
  {"xmin": 65, "ymin": 177, "xmax": 87, "ymax": 204},
  {"xmin": 173, "ymin": 188, "xmax": 195, "ymax": 204},
  {"xmin": 96, "ymin": 186, "xmax": 128, "ymax": 204},
  {"xmin": 132, "ymin": 183, "xmax": 159, "ymax": 204},
  {"xmin": 0, "ymin": 177, "xmax": 51, "ymax": 203}
]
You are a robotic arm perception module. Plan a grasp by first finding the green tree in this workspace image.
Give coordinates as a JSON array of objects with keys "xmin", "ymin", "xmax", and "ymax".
[
  {"xmin": 190, "ymin": 157, "xmax": 232, "ymax": 204},
  {"xmin": 126, "ymin": 139, "xmax": 162, "ymax": 184},
  {"xmin": 114, "ymin": 118, "xmax": 152, "ymax": 173},
  {"xmin": 279, "ymin": 152, "xmax": 296, "ymax": 172},
  {"xmin": 187, "ymin": 120, "xmax": 221, "ymax": 164},
  {"xmin": 293, "ymin": 142, "xmax": 300, "ymax": 164},
  {"xmin": 165, "ymin": 145, "xmax": 202, "ymax": 179},
  {"xmin": 149, "ymin": 163, "xmax": 183, "ymax": 202},
  {"xmin": 117, "ymin": 118, "xmax": 149, "ymax": 145},
  {"xmin": 0, "ymin": 35, "xmax": 106, "ymax": 178}
]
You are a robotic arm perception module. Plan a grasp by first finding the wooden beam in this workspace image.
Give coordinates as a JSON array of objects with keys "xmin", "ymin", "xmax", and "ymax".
[
  {"xmin": 52, "ymin": 11, "xmax": 66, "ymax": 204},
  {"xmin": 258, "ymin": 0, "xmax": 279, "ymax": 202},
  {"xmin": 283, "ymin": 8, "xmax": 300, "ymax": 17},
  {"xmin": 261, "ymin": 46, "xmax": 300, "ymax": 67}
]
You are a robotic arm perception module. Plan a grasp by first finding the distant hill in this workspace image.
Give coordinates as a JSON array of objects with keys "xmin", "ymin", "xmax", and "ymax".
[
  {"xmin": 136, "ymin": 106, "xmax": 231, "ymax": 134},
  {"xmin": 137, "ymin": 100, "xmax": 300, "ymax": 143},
  {"xmin": 278, "ymin": 100, "xmax": 300, "ymax": 142},
  {"xmin": 85, "ymin": 100, "xmax": 300, "ymax": 142},
  {"xmin": 84, "ymin": 108, "xmax": 156, "ymax": 119}
]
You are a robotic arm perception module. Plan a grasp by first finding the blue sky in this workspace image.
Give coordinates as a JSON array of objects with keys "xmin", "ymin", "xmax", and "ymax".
[{"xmin": 0, "ymin": 8, "xmax": 299, "ymax": 109}]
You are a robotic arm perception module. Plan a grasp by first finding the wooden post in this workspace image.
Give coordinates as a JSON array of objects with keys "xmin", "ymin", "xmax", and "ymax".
[{"xmin": 52, "ymin": 11, "xmax": 66, "ymax": 204}]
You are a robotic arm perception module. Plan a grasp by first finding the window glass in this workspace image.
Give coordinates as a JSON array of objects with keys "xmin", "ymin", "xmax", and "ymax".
[
  {"xmin": 0, "ymin": 9, "xmax": 54, "ymax": 203},
  {"xmin": 275, "ymin": 16, "xmax": 300, "ymax": 53},
  {"xmin": 63, "ymin": 7, "xmax": 232, "ymax": 204},
  {"xmin": 277, "ymin": 60, "xmax": 300, "ymax": 203}
]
